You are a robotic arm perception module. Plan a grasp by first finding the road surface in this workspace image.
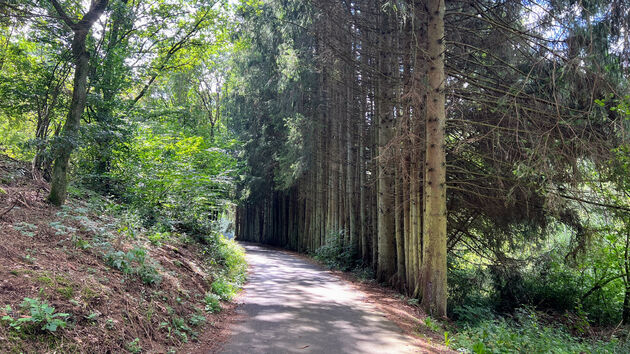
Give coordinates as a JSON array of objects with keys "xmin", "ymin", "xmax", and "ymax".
[{"xmin": 220, "ymin": 243, "xmax": 419, "ymax": 354}]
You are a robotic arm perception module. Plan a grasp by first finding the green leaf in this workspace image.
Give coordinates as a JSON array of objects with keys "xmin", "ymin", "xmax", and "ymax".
[{"xmin": 44, "ymin": 322, "xmax": 58, "ymax": 332}]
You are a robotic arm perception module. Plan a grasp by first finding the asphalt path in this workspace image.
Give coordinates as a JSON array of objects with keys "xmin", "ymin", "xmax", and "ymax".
[{"xmin": 220, "ymin": 243, "xmax": 419, "ymax": 354}]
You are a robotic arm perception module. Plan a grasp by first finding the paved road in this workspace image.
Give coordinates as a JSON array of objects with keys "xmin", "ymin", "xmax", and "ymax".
[{"xmin": 220, "ymin": 243, "xmax": 419, "ymax": 354}]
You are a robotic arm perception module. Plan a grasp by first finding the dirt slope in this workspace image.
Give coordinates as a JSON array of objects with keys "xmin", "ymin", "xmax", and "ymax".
[{"xmin": 0, "ymin": 155, "xmax": 232, "ymax": 353}]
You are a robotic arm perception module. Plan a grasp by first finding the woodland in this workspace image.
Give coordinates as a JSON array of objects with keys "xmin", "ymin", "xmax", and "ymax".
[{"xmin": 0, "ymin": 0, "xmax": 630, "ymax": 352}]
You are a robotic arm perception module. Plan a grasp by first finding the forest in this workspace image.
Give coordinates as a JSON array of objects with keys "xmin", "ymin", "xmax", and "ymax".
[{"xmin": 0, "ymin": 0, "xmax": 629, "ymax": 352}]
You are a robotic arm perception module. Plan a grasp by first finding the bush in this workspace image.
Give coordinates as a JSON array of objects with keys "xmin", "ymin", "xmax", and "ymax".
[
  {"xmin": 313, "ymin": 231, "xmax": 355, "ymax": 271},
  {"xmin": 448, "ymin": 257, "xmax": 491, "ymax": 318},
  {"xmin": 450, "ymin": 307, "xmax": 625, "ymax": 353},
  {"xmin": 105, "ymin": 247, "xmax": 162, "ymax": 285},
  {"xmin": 204, "ymin": 293, "xmax": 221, "ymax": 313},
  {"xmin": 2, "ymin": 298, "xmax": 70, "ymax": 333},
  {"xmin": 189, "ymin": 314, "xmax": 206, "ymax": 327},
  {"xmin": 215, "ymin": 235, "xmax": 247, "ymax": 286},
  {"xmin": 211, "ymin": 277, "xmax": 236, "ymax": 301},
  {"xmin": 452, "ymin": 304, "xmax": 495, "ymax": 326},
  {"xmin": 351, "ymin": 265, "xmax": 375, "ymax": 282},
  {"xmin": 522, "ymin": 255, "xmax": 582, "ymax": 314},
  {"xmin": 448, "ymin": 254, "xmax": 589, "ymax": 322}
]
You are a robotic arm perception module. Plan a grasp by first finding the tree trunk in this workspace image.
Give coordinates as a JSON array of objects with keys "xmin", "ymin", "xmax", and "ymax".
[
  {"xmin": 421, "ymin": 0, "xmax": 447, "ymax": 318},
  {"xmin": 347, "ymin": 80, "xmax": 358, "ymax": 255},
  {"xmin": 47, "ymin": 0, "xmax": 109, "ymax": 206},
  {"xmin": 623, "ymin": 283, "xmax": 630, "ymax": 324},
  {"xmin": 623, "ymin": 231, "xmax": 630, "ymax": 323},
  {"xmin": 376, "ymin": 11, "xmax": 396, "ymax": 284},
  {"xmin": 48, "ymin": 29, "xmax": 90, "ymax": 206}
]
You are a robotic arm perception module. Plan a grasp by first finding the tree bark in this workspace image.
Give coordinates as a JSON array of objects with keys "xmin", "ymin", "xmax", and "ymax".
[
  {"xmin": 47, "ymin": 0, "xmax": 109, "ymax": 206},
  {"xmin": 421, "ymin": 0, "xmax": 447, "ymax": 317},
  {"xmin": 376, "ymin": 10, "xmax": 396, "ymax": 284}
]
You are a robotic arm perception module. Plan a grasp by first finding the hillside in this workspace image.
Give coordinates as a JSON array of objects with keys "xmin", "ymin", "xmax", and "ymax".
[{"xmin": 0, "ymin": 155, "xmax": 246, "ymax": 353}]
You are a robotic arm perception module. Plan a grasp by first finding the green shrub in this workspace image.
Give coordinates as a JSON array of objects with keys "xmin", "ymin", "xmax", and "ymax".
[
  {"xmin": 211, "ymin": 277, "xmax": 236, "ymax": 301},
  {"xmin": 313, "ymin": 231, "xmax": 355, "ymax": 271},
  {"xmin": 448, "ymin": 258, "xmax": 490, "ymax": 315},
  {"xmin": 522, "ymin": 256, "xmax": 582, "ymax": 312},
  {"xmin": 450, "ymin": 307, "xmax": 624, "ymax": 353},
  {"xmin": 2, "ymin": 298, "xmax": 70, "ymax": 333},
  {"xmin": 452, "ymin": 304, "xmax": 495, "ymax": 326},
  {"xmin": 351, "ymin": 265, "xmax": 375, "ymax": 282},
  {"xmin": 423, "ymin": 317, "xmax": 443, "ymax": 332},
  {"xmin": 137, "ymin": 265, "xmax": 162, "ymax": 285},
  {"xmin": 105, "ymin": 250, "xmax": 133, "ymax": 273},
  {"xmin": 199, "ymin": 233, "xmax": 247, "ymax": 296},
  {"xmin": 148, "ymin": 231, "xmax": 169, "ymax": 245},
  {"xmin": 125, "ymin": 338, "xmax": 142, "ymax": 353},
  {"xmin": 170, "ymin": 316, "xmax": 193, "ymax": 342},
  {"xmin": 104, "ymin": 247, "xmax": 162, "ymax": 285},
  {"xmin": 189, "ymin": 314, "xmax": 206, "ymax": 327},
  {"xmin": 215, "ymin": 236, "xmax": 247, "ymax": 285},
  {"xmin": 204, "ymin": 293, "xmax": 221, "ymax": 313}
]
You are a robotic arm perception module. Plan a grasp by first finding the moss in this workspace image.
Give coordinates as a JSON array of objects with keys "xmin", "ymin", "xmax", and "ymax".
[
  {"xmin": 34, "ymin": 274, "xmax": 77, "ymax": 300},
  {"xmin": 1, "ymin": 329, "xmax": 79, "ymax": 353},
  {"xmin": 55, "ymin": 275, "xmax": 71, "ymax": 286},
  {"xmin": 80, "ymin": 286, "xmax": 98, "ymax": 303},
  {"xmin": 56, "ymin": 286, "xmax": 74, "ymax": 300},
  {"xmin": 35, "ymin": 275, "xmax": 54, "ymax": 287}
]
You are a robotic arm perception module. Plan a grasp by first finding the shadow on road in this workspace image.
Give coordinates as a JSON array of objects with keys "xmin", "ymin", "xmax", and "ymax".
[{"xmin": 220, "ymin": 243, "xmax": 419, "ymax": 354}]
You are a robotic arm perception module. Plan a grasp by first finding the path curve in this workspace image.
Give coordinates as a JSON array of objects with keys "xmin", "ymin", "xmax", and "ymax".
[{"xmin": 220, "ymin": 243, "xmax": 420, "ymax": 353}]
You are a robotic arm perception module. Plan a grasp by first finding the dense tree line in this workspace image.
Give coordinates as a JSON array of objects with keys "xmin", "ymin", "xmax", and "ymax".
[{"xmin": 231, "ymin": 0, "xmax": 630, "ymax": 319}]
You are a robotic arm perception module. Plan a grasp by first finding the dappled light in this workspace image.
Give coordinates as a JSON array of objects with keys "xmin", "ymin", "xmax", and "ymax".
[{"xmin": 222, "ymin": 244, "xmax": 420, "ymax": 354}]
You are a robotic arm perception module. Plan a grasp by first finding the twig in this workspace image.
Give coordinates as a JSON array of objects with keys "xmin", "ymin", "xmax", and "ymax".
[{"xmin": 0, "ymin": 198, "xmax": 18, "ymax": 219}]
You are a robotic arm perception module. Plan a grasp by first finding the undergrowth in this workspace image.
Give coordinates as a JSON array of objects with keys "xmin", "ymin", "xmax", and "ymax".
[
  {"xmin": 1, "ymin": 182, "xmax": 247, "ymax": 352},
  {"xmin": 312, "ymin": 231, "xmax": 355, "ymax": 271},
  {"xmin": 2, "ymin": 298, "xmax": 69, "ymax": 333},
  {"xmin": 446, "ymin": 307, "xmax": 630, "ymax": 353},
  {"xmin": 104, "ymin": 247, "xmax": 163, "ymax": 285}
]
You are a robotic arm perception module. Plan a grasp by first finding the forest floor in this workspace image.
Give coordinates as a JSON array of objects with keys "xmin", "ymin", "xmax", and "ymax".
[
  {"xmin": 0, "ymin": 155, "xmax": 237, "ymax": 353},
  {"xmin": 217, "ymin": 243, "xmax": 451, "ymax": 353}
]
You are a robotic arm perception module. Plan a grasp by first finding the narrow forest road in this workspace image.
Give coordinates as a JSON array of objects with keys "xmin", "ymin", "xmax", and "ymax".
[{"xmin": 220, "ymin": 243, "xmax": 422, "ymax": 354}]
